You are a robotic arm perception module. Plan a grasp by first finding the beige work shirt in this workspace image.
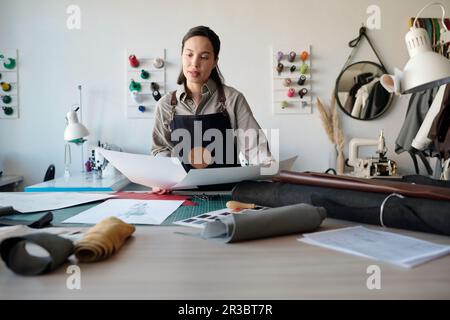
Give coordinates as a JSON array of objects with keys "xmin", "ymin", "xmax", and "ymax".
[{"xmin": 151, "ymin": 79, "xmax": 272, "ymax": 165}]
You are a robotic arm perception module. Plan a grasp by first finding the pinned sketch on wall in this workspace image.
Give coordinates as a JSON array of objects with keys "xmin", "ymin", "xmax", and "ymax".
[
  {"xmin": 125, "ymin": 49, "xmax": 166, "ymax": 119},
  {"xmin": 0, "ymin": 49, "xmax": 18, "ymax": 119},
  {"xmin": 272, "ymin": 46, "xmax": 312, "ymax": 114}
]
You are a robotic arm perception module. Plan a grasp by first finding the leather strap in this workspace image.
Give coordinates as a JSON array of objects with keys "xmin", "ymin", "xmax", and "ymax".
[
  {"xmin": 171, "ymin": 90, "xmax": 177, "ymax": 106},
  {"xmin": 341, "ymin": 26, "xmax": 387, "ymax": 72}
]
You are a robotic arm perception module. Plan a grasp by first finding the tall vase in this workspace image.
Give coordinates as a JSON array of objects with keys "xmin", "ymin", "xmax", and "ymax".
[
  {"xmin": 336, "ymin": 147, "xmax": 345, "ymax": 175},
  {"xmin": 328, "ymin": 144, "xmax": 337, "ymax": 171}
]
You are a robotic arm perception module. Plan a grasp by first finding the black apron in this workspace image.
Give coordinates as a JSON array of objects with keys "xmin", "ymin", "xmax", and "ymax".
[{"xmin": 169, "ymin": 85, "xmax": 240, "ymax": 173}]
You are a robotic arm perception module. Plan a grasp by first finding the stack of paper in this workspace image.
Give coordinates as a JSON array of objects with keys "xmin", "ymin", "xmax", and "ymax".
[{"xmin": 299, "ymin": 226, "xmax": 450, "ymax": 268}]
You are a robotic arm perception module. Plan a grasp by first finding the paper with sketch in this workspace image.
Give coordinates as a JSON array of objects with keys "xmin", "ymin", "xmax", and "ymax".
[
  {"xmin": 299, "ymin": 226, "xmax": 450, "ymax": 268},
  {"xmin": 101, "ymin": 148, "xmax": 297, "ymax": 189},
  {"xmin": 62, "ymin": 199, "xmax": 184, "ymax": 225},
  {"xmin": 0, "ymin": 192, "xmax": 115, "ymax": 213}
]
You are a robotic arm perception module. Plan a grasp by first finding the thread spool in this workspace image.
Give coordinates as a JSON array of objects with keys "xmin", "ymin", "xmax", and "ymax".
[
  {"xmin": 299, "ymin": 88, "xmax": 308, "ymax": 98},
  {"xmin": 287, "ymin": 88, "xmax": 295, "ymax": 97},
  {"xmin": 297, "ymin": 75, "xmax": 306, "ymax": 86},
  {"xmin": 283, "ymin": 78, "xmax": 292, "ymax": 87},
  {"xmin": 288, "ymin": 51, "xmax": 296, "ymax": 62}
]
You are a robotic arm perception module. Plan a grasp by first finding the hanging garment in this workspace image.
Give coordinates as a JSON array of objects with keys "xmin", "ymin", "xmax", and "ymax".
[
  {"xmin": 429, "ymin": 84, "xmax": 450, "ymax": 160},
  {"xmin": 409, "ymin": 17, "xmax": 450, "ymax": 58},
  {"xmin": 343, "ymin": 72, "xmax": 374, "ymax": 114},
  {"xmin": 361, "ymin": 80, "xmax": 391, "ymax": 119},
  {"xmin": 351, "ymin": 77, "xmax": 379, "ymax": 118},
  {"xmin": 395, "ymin": 87, "xmax": 439, "ymax": 154},
  {"xmin": 343, "ymin": 82, "xmax": 362, "ymax": 114},
  {"xmin": 412, "ymin": 85, "xmax": 447, "ymax": 151}
]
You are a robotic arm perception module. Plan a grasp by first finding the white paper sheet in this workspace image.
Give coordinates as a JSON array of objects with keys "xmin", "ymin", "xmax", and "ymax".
[
  {"xmin": 101, "ymin": 148, "xmax": 297, "ymax": 189},
  {"xmin": 62, "ymin": 199, "xmax": 184, "ymax": 225},
  {"xmin": 174, "ymin": 156, "xmax": 297, "ymax": 189},
  {"xmin": 0, "ymin": 192, "xmax": 115, "ymax": 213},
  {"xmin": 299, "ymin": 226, "xmax": 450, "ymax": 268},
  {"xmin": 101, "ymin": 149, "xmax": 187, "ymax": 189}
]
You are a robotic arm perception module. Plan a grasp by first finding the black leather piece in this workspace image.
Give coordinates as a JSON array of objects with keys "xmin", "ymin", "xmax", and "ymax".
[
  {"xmin": 0, "ymin": 212, "xmax": 53, "ymax": 228},
  {"xmin": 0, "ymin": 206, "xmax": 20, "ymax": 217},
  {"xmin": 0, "ymin": 233, "xmax": 74, "ymax": 275}
]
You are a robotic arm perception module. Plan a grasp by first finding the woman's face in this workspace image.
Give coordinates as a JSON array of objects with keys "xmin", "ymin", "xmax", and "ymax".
[{"xmin": 182, "ymin": 36, "xmax": 217, "ymax": 85}]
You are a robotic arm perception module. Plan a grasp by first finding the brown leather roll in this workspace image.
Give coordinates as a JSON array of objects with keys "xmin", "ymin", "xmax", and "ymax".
[
  {"xmin": 273, "ymin": 171, "xmax": 450, "ymax": 201},
  {"xmin": 74, "ymin": 217, "xmax": 135, "ymax": 262}
]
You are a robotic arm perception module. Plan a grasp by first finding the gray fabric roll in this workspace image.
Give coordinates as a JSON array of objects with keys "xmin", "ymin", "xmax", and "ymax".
[
  {"xmin": 0, "ymin": 233, "xmax": 74, "ymax": 275},
  {"xmin": 201, "ymin": 203, "xmax": 326, "ymax": 243}
]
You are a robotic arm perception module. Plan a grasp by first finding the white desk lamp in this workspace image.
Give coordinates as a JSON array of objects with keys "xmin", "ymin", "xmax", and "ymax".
[
  {"xmin": 64, "ymin": 105, "xmax": 89, "ymax": 177},
  {"xmin": 381, "ymin": 2, "xmax": 450, "ymax": 94}
]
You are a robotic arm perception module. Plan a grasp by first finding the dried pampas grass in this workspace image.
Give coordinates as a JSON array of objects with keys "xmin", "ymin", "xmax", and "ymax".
[
  {"xmin": 316, "ymin": 94, "xmax": 345, "ymax": 174},
  {"xmin": 316, "ymin": 97, "xmax": 334, "ymax": 143}
]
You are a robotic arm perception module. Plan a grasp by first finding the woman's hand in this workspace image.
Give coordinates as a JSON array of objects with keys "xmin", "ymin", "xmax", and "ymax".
[{"xmin": 152, "ymin": 187, "xmax": 172, "ymax": 195}]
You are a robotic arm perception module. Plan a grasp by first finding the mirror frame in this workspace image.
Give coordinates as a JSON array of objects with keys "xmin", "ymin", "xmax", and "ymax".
[{"xmin": 334, "ymin": 61, "xmax": 394, "ymax": 121}]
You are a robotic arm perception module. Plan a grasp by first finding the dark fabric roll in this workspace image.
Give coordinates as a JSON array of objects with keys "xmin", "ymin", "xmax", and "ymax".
[
  {"xmin": 0, "ymin": 233, "xmax": 74, "ymax": 275},
  {"xmin": 201, "ymin": 203, "xmax": 326, "ymax": 243},
  {"xmin": 231, "ymin": 181, "xmax": 450, "ymax": 236}
]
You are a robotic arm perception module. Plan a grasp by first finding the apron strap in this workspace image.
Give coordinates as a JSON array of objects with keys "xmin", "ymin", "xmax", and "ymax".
[
  {"xmin": 217, "ymin": 85, "xmax": 227, "ymax": 114},
  {"xmin": 170, "ymin": 91, "xmax": 177, "ymax": 120}
]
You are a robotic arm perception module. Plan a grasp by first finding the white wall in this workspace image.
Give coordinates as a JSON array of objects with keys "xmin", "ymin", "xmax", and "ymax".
[{"xmin": 0, "ymin": 0, "xmax": 436, "ymax": 186}]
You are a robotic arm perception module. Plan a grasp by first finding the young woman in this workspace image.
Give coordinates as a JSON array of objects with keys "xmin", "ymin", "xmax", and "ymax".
[{"xmin": 151, "ymin": 26, "xmax": 272, "ymax": 193}]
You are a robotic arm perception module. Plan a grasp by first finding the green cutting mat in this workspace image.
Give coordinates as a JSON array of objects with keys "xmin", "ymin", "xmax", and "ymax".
[
  {"xmin": 5, "ymin": 195, "xmax": 233, "ymax": 227},
  {"xmin": 162, "ymin": 195, "xmax": 232, "ymax": 225}
]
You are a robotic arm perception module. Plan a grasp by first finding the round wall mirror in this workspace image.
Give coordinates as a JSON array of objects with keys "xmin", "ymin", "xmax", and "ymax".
[{"xmin": 335, "ymin": 61, "xmax": 393, "ymax": 120}]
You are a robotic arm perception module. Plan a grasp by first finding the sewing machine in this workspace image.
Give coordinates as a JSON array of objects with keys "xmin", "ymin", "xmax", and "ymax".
[
  {"xmin": 347, "ymin": 131, "xmax": 397, "ymax": 178},
  {"xmin": 87, "ymin": 142, "xmax": 122, "ymax": 179}
]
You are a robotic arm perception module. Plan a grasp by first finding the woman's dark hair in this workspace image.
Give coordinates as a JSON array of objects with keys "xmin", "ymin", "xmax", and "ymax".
[{"xmin": 177, "ymin": 26, "xmax": 224, "ymax": 87}]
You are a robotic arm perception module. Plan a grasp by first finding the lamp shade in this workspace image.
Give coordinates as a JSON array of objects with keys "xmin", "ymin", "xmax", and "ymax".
[
  {"xmin": 64, "ymin": 109, "xmax": 89, "ymax": 142},
  {"xmin": 402, "ymin": 27, "xmax": 450, "ymax": 94}
]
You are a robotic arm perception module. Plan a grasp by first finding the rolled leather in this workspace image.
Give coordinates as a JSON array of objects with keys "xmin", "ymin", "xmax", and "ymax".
[
  {"xmin": 201, "ymin": 203, "xmax": 326, "ymax": 243},
  {"xmin": 231, "ymin": 179, "xmax": 450, "ymax": 236},
  {"xmin": 74, "ymin": 217, "xmax": 135, "ymax": 262},
  {"xmin": 273, "ymin": 171, "xmax": 450, "ymax": 201}
]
